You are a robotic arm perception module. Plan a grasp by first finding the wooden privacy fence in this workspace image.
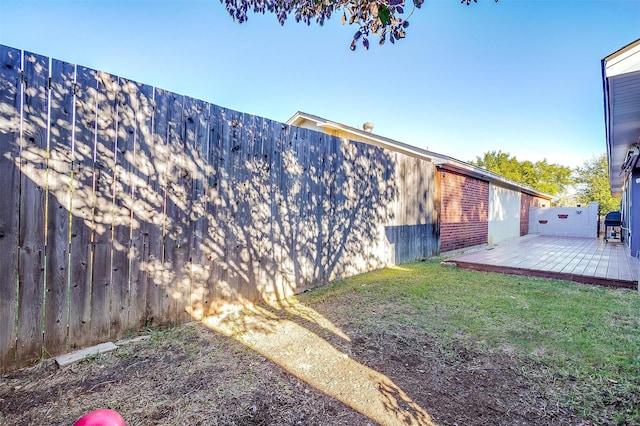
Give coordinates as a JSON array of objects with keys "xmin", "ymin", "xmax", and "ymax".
[{"xmin": 0, "ymin": 45, "xmax": 440, "ymax": 372}]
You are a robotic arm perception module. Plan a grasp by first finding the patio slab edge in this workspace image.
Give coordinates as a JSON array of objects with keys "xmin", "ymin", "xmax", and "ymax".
[{"xmin": 452, "ymin": 261, "xmax": 638, "ymax": 290}]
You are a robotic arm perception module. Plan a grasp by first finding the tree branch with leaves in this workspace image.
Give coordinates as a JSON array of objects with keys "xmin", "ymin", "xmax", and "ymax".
[
  {"xmin": 574, "ymin": 154, "xmax": 620, "ymax": 214},
  {"xmin": 470, "ymin": 150, "xmax": 573, "ymax": 196},
  {"xmin": 220, "ymin": 0, "xmax": 497, "ymax": 50}
]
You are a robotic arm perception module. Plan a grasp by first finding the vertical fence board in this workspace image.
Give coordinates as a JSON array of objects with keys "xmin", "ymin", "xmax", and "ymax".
[
  {"xmin": 124, "ymin": 81, "xmax": 154, "ymax": 330},
  {"xmin": 109, "ymin": 76, "xmax": 133, "ymax": 339},
  {"xmin": 170, "ymin": 94, "xmax": 192, "ymax": 324},
  {"xmin": 182, "ymin": 96, "xmax": 201, "ymax": 321},
  {"xmin": 329, "ymin": 136, "xmax": 344, "ymax": 280},
  {"xmin": 175, "ymin": 96, "xmax": 192, "ymax": 323},
  {"xmin": 250, "ymin": 115, "xmax": 267, "ymax": 298},
  {"xmin": 163, "ymin": 92, "xmax": 186, "ymax": 324},
  {"xmin": 309, "ymin": 130, "xmax": 323, "ymax": 287},
  {"xmin": 256, "ymin": 117, "xmax": 273, "ymax": 300},
  {"xmin": 384, "ymin": 149, "xmax": 395, "ymax": 265},
  {"xmin": 280, "ymin": 122, "xmax": 293, "ymax": 295},
  {"xmin": 0, "ymin": 46, "xmax": 22, "ymax": 371},
  {"xmin": 43, "ymin": 59, "xmax": 75, "ymax": 356},
  {"xmin": 90, "ymin": 71, "xmax": 118, "ymax": 341},
  {"xmin": 145, "ymin": 87, "xmax": 169, "ymax": 325},
  {"xmin": 301, "ymin": 129, "xmax": 315, "ymax": 288},
  {"xmin": 234, "ymin": 113, "xmax": 248, "ymax": 300},
  {"xmin": 288, "ymin": 125, "xmax": 301, "ymax": 291},
  {"xmin": 17, "ymin": 51, "xmax": 49, "ymax": 364},
  {"xmin": 300, "ymin": 128, "xmax": 311, "ymax": 285},
  {"xmin": 222, "ymin": 109, "xmax": 240, "ymax": 302},
  {"xmin": 360, "ymin": 143, "xmax": 372, "ymax": 268},
  {"xmin": 254, "ymin": 117, "xmax": 268, "ymax": 298},
  {"xmin": 203, "ymin": 105, "xmax": 221, "ymax": 315},
  {"xmin": 279, "ymin": 124, "xmax": 293, "ymax": 294},
  {"xmin": 218, "ymin": 106, "xmax": 232, "ymax": 308},
  {"xmin": 239, "ymin": 113, "xmax": 257, "ymax": 301},
  {"xmin": 112, "ymin": 79, "xmax": 150, "ymax": 333},
  {"xmin": 269, "ymin": 120, "xmax": 285, "ymax": 298},
  {"xmin": 186, "ymin": 99, "xmax": 209, "ymax": 320},
  {"xmin": 68, "ymin": 66, "xmax": 98, "ymax": 349},
  {"xmin": 316, "ymin": 131, "xmax": 330, "ymax": 284}
]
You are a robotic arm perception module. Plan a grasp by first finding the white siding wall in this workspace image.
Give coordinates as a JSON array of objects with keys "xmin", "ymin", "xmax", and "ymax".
[{"xmin": 488, "ymin": 184, "xmax": 521, "ymax": 244}]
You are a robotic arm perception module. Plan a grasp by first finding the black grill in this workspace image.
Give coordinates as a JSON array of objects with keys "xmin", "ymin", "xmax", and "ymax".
[{"xmin": 603, "ymin": 211, "xmax": 622, "ymax": 241}]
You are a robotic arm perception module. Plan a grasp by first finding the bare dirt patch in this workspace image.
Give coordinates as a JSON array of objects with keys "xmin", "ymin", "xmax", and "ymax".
[{"xmin": 1, "ymin": 301, "xmax": 581, "ymax": 426}]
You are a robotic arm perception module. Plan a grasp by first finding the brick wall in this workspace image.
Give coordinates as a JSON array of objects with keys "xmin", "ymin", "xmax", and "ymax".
[
  {"xmin": 520, "ymin": 194, "xmax": 548, "ymax": 235},
  {"xmin": 439, "ymin": 170, "xmax": 489, "ymax": 252}
]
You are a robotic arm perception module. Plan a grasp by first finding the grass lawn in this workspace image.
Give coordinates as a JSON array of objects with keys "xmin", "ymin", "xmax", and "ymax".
[
  {"xmin": 2, "ymin": 258, "xmax": 638, "ymax": 425},
  {"xmin": 300, "ymin": 259, "xmax": 640, "ymax": 424}
]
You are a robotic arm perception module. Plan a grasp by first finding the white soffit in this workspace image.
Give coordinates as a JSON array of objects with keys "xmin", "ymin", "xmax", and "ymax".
[{"xmin": 604, "ymin": 42, "xmax": 640, "ymax": 77}]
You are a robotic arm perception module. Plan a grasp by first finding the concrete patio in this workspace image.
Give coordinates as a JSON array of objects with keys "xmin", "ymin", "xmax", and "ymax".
[{"xmin": 448, "ymin": 235, "xmax": 640, "ymax": 289}]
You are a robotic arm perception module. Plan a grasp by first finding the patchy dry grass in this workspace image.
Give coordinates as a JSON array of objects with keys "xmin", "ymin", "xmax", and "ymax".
[
  {"xmin": 302, "ymin": 259, "xmax": 640, "ymax": 424},
  {"xmin": 1, "ymin": 259, "xmax": 638, "ymax": 425}
]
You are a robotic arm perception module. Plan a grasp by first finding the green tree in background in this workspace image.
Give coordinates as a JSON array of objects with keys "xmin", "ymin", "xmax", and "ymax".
[
  {"xmin": 470, "ymin": 150, "xmax": 573, "ymax": 196},
  {"xmin": 221, "ymin": 0, "xmax": 498, "ymax": 50},
  {"xmin": 574, "ymin": 153, "xmax": 620, "ymax": 214}
]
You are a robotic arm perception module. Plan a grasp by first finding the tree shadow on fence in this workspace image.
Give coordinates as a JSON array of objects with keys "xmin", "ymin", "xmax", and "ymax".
[
  {"xmin": 0, "ymin": 45, "xmax": 442, "ymax": 367},
  {"xmin": 0, "ymin": 44, "xmax": 439, "ymax": 424}
]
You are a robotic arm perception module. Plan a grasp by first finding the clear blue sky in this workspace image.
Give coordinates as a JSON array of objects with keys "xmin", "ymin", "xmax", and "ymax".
[{"xmin": 0, "ymin": 0, "xmax": 638, "ymax": 168}]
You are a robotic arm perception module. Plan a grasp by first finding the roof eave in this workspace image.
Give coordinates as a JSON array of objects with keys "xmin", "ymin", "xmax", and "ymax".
[{"xmin": 286, "ymin": 111, "xmax": 553, "ymax": 200}]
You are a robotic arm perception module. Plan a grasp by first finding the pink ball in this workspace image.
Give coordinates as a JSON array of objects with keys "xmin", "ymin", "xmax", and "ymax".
[{"xmin": 74, "ymin": 409, "xmax": 126, "ymax": 426}]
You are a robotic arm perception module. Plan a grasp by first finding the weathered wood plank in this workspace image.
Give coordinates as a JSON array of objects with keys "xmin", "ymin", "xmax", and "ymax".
[
  {"xmin": 222, "ymin": 109, "xmax": 242, "ymax": 304},
  {"xmin": 163, "ymin": 92, "xmax": 186, "ymax": 324},
  {"xmin": 281, "ymin": 122, "xmax": 296, "ymax": 295},
  {"xmin": 109, "ymin": 77, "xmax": 133, "ymax": 339},
  {"xmin": 238, "ymin": 112, "xmax": 257, "ymax": 302},
  {"xmin": 222, "ymin": 108, "xmax": 236, "ymax": 305},
  {"xmin": 250, "ymin": 115, "xmax": 270, "ymax": 299},
  {"xmin": 309, "ymin": 129, "xmax": 325, "ymax": 287},
  {"xmin": 232, "ymin": 112, "xmax": 247, "ymax": 301},
  {"xmin": 90, "ymin": 70, "xmax": 119, "ymax": 342},
  {"xmin": 0, "ymin": 45, "xmax": 22, "ymax": 371},
  {"xmin": 43, "ymin": 58, "xmax": 75, "ymax": 356},
  {"xmin": 298, "ymin": 126, "xmax": 313, "ymax": 290},
  {"xmin": 183, "ymin": 96, "xmax": 208, "ymax": 321},
  {"xmin": 203, "ymin": 104, "xmax": 223, "ymax": 316},
  {"xmin": 170, "ymin": 90, "xmax": 192, "ymax": 324},
  {"xmin": 111, "ymin": 78, "xmax": 153, "ymax": 334},
  {"xmin": 280, "ymin": 122, "xmax": 295, "ymax": 296},
  {"xmin": 68, "ymin": 66, "xmax": 98, "ymax": 350},
  {"xmin": 287, "ymin": 125, "xmax": 302, "ymax": 292},
  {"xmin": 251, "ymin": 114, "xmax": 268, "ymax": 301},
  {"xmin": 269, "ymin": 120, "xmax": 286, "ymax": 299},
  {"xmin": 329, "ymin": 136, "xmax": 346, "ymax": 280},
  {"xmin": 300, "ymin": 128, "xmax": 316, "ymax": 289},
  {"xmin": 17, "ymin": 51, "xmax": 49, "ymax": 365},
  {"xmin": 125, "ymin": 81, "xmax": 154, "ymax": 331},
  {"xmin": 316, "ymin": 131, "xmax": 331, "ymax": 284},
  {"xmin": 145, "ymin": 87, "xmax": 169, "ymax": 326},
  {"xmin": 190, "ymin": 99, "xmax": 211, "ymax": 320},
  {"xmin": 256, "ymin": 117, "xmax": 273, "ymax": 300}
]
